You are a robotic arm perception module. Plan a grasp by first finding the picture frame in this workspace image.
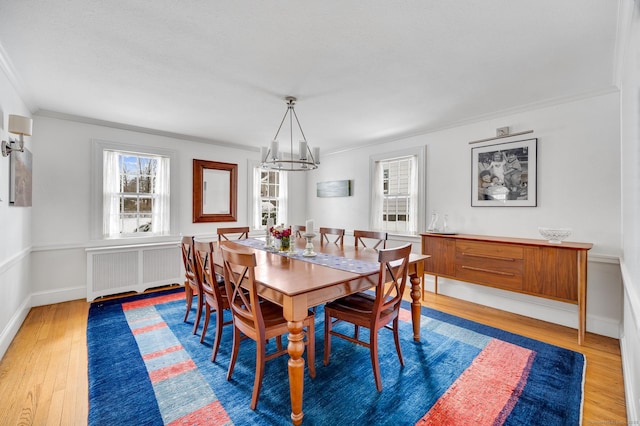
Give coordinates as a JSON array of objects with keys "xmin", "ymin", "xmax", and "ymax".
[
  {"xmin": 9, "ymin": 147, "xmax": 33, "ymax": 207},
  {"xmin": 192, "ymin": 159, "xmax": 238, "ymax": 222},
  {"xmin": 471, "ymin": 138, "xmax": 537, "ymax": 207},
  {"xmin": 316, "ymin": 180, "xmax": 352, "ymax": 197}
]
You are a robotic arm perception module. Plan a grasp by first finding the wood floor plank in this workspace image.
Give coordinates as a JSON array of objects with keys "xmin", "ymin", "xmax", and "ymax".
[{"xmin": 0, "ymin": 289, "xmax": 628, "ymax": 424}]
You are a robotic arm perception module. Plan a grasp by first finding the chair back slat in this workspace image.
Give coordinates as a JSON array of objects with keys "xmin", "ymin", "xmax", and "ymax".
[
  {"xmin": 221, "ymin": 246, "xmax": 265, "ymax": 336},
  {"xmin": 374, "ymin": 244, "xmax": 411, "ymax": 319},
  {"xmin": 181, "ymin": 236, "xmax": 198, "ymax": 288},
  {"xmin": 217, "ymin": 226, "xmax": 250, "ymax": 242},
  {"xmin": 293, "ymin": 225, "xmax": 306, "ymax": 238},
  {"xmin": 319, "ymin": 227, "xmax": 345, "ymax": 245},
  {"xmin": 354, "ymin": 230, "xmax": 388, "ymax": 250},
  {"xmin": 194, "ymin": 241, "xmax": 226, "ymax": 302}
]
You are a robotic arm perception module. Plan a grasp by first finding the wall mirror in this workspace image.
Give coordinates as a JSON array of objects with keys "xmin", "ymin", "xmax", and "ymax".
[{"xmin": 193, "ymin": 159, "xmax": 237, "ymax": 222}]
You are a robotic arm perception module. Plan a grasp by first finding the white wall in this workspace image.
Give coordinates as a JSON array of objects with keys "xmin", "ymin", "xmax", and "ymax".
[
  {"xmin": 310, "ymin": 92, "xmax": 623, "ymax": 339},
  {"xmin": 28, "ymin": 116, "xmax": 280, "ymax": 302},
  {"xmin": 0, "ymin": 64, "xmax": 33, "ymax": 357},
  {"xmin": 619, "ymin": 0, "xmax": 640, "ymax": 421}
]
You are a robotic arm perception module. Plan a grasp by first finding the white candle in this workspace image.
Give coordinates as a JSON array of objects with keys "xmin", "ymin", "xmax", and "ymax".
[
  {"xmin": 267, "ymin": 217, "xmax": 274, "ymax": 229},
  {"xmin": 305, "ymin": 219, "xmax": 314, "ymax": 234}
]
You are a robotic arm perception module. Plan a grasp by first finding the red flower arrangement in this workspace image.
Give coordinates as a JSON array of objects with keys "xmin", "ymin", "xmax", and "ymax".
[{"xmin": 270, "ymin": 225, "xmax": 291, "ymax": 240}]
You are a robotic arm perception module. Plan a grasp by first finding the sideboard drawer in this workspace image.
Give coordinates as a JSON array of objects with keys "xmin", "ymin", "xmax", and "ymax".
[{"xmin": 455, "ymin": 241, "xmax": 523, "ymax": 290}]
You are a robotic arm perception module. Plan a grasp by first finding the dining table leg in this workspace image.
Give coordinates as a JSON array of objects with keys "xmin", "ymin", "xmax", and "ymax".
[
  {"xmin": 287, "ymin": 319, "xmax": 305, "ymax": 425},
  {"xmin": 409, "ymin": 269, "xmax": 423, "ymax": 342}
]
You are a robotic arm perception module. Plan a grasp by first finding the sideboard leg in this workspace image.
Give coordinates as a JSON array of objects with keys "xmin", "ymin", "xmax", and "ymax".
[{"xmin": 577, "ymin": 250, "xmax": 588, "ymax": 345}]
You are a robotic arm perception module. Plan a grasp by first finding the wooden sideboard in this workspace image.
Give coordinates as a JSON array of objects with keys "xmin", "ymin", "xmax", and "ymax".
[{"xmin": 420, "ymin": 233, "xmax": 593, "ymax": 344}]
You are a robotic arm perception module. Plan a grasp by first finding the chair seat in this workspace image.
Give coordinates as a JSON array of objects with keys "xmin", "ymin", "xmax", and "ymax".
[{"xmin": 326, "ymin": 293, "xmax": 395, "ymax": 326}]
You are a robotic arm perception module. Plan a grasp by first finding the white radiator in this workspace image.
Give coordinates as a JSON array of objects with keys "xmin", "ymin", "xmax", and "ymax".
[{"xmin": 86, "ymin": 242, "xmax": 182, "ymax": 301}]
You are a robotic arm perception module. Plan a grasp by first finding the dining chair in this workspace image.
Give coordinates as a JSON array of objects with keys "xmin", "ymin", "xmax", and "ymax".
[
  {"xmin": 181, "ymin": 236, "xmax": 204, "ymax": 335},
  {"xmin": 194, "ymin": 241, "xmax": 233, "ymax": 362},
  {"xmin": 217, "ymin": 226, "xmax": 250, "ymax": 242},
  {"xmin": 293, "ymin": 225, "xmax": 306, "ymax": 238},
  {"xmin": 354, "ymin": 230, "xmax": 388, "ymax": 250},
  {"xmin": 220, "ymin": 245, "xmax": 316, "ymax": 410},
  {"xmin": 319, "ymin": 227, "xmax": 345, "ymax": 245},
  {"xmin": 323, "ymin": 243, "xmax": 412, "ymax": 391}
]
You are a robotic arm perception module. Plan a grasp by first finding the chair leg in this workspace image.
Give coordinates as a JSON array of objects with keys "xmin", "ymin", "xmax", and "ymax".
[
  {"xmin": 306, "ymin": 319, "xmax": 316, "ymax": 378},
  {"xmin": 250, "ymin": 341, "xmax": 267, "ymax": 410},
  {"xmin": 183, "ymin": 285, "xmax": 193, "ymax": 322},
  {"xmin": 200, "ymin": 305, "xmax": 211, "ymax": 343},
  {"xmin": 393, "ymin": 318, "xmax": 405, "ymax": 366},
  {"xmin": 370, "ymin": 330, "xmax": 383, "ymax": 392},
  {"xmin": 227, "ymin": 327, "xmax": 241, "ymax": 381},
  {"xmin": 192, "ymin": 294, "xmax": 203, "ymax": 334},
  {"xmin": 323, "ymin": 309, "xmax": 332, "ymax": 366},
  {"xmin": 211, "ymin": 308, "xmax": 224, "ymax": 362}
]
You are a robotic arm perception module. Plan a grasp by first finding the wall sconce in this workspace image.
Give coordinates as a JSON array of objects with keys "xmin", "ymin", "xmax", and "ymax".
[{"xmin": 2, "ymin": 114, "xmax": 33, "ymax": 157}]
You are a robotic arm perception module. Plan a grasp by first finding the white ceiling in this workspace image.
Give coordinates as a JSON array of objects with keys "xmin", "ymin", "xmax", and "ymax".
[{"xmin": 0, "ymin": 1, "xmax": 622, "ymax": 153}]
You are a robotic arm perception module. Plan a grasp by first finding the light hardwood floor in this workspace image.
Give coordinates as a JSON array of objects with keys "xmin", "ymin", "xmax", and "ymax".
[{"xmin": 0, "ymin": 288, "xmax": 627, "ymax": 425}]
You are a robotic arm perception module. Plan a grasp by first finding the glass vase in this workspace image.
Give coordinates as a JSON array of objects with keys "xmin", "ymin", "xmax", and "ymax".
[{"xmin": 279, "ymin": 237, "xmax": 290, "ymax": 252}]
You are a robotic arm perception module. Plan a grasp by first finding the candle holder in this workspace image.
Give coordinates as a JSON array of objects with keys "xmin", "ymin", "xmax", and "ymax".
[{"xmin": 302, "ymin": 233, "xmax": 317, "ymax": 257}]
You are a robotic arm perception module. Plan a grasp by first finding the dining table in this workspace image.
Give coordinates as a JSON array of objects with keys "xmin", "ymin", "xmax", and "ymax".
[{"xmin": 213, "ymin": 236, "xmax": 429, "ymax": 425}]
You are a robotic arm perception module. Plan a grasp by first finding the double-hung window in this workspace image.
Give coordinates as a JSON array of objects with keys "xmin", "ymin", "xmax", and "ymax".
[
  {"xmin": 92, "ymin": 140, "xmax": 176, "ymax": 239},
  {"xmin": 252, "ymin": 167, "xmax": 287, "ymax": 229},
  {"xmin": 370, "ymin": 147, "xmax": 425, "ymax": 235}
]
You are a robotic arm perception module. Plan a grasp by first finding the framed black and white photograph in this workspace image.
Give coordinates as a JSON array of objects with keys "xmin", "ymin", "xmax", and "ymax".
[{"xmin": 471, "ymin": 138, "xmax": 537, "ymax": 207}]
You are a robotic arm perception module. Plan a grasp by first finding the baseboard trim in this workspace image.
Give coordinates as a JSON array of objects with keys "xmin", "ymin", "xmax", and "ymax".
[
  {"xmin": 620, "ymin": 327, "xmax": 639, "ymax": 424},
  {"xmin": 0, "ymin": 296, "xmax": 30, "ymax": 360},
  {"xmin": 30, "ymin": 286, "xmax": 87, "ymax": 307}
]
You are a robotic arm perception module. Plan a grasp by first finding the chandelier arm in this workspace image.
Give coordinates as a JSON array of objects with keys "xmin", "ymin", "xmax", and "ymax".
[
  {"xmin": 272, "ymin": 107, "xmax": 290, "ymax": 141},
  {"xmin": 291, "ymin": 109, "xmax": 308, "ymax": 143}
]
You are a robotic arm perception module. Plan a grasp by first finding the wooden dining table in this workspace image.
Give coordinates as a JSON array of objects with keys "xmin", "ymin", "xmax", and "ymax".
[{"xmin": 213, "ymin": 237, "xmax": 428, "ymax": 425}]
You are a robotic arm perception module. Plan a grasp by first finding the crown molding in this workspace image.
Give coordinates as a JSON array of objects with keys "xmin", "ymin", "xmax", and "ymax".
[
  {"xmin": 327, "ymin": 87, "xmax": 620, "ymax": 157},
  {"xmin": 34, "ymin": 109, "xmax": 258, "ymax": 152},
  {"xmin": 0, "ymin": 41, "xmax": 37, "ymax": 113},
  {"xmin": 612, "ymin": 0, "xmax": 636, "ymax": 88}
]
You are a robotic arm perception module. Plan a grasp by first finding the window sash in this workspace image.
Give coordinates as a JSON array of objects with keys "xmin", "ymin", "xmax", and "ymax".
[{"xmin": 103, "ymin": 151, "xmax": 170, "ymax": 238}]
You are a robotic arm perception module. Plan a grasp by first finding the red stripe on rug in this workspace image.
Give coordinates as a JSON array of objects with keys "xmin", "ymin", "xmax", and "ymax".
[
  {"xmin": 417, "ymin": 338, "xmax": 534, "ymax": 426},
  {"xmin": 122, "ymin": 292, "xmax": 185, "ymax": 311},
  {"xmin": 167, "ymin": 400, "xmax": 231, "ymax": 426},
  {"xmin": 399, "ymin": 307, "xmax": 411, "ymax": 322},
  {"xmin": 149, "ymin": 359, "xmax": 197, "ymax": 383},
  {"xmin": 131, "ymin": 322, "xmax": 167, "ymax": 335},
  {"xmin": 142, "ymin": 344, "xmax": 183, "ymax": 360}
]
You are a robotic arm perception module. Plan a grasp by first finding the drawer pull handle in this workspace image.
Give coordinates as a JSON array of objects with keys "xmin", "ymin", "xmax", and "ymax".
[
  {"xmin": 462, "ymin": 252, "xmax": 515, "ymax": 262},
  {"xmin": 460, "ymin": 266, "xmax": 515, "ymax": 277}
]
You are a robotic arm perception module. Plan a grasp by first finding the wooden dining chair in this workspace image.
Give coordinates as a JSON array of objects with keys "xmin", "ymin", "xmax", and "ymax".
[
  {"xmin": 217, "ymin": 226, "xmax": 250, "ymax": 242},
  {"xmin": 354, "ymin": 230, "xmax": 388, "ymax": 250},
  {"xmin": 293, "ymin": 225, "xmax": 306, "ymax": 238},
  {"xmin": 220, "ymin": 245, "xmax": 316, "ymax": 410},
  {"xmin": 319, "ymin": 227, "xmax": 345, "ymax": 245},
  {"xmin": 194, "ymin": 241, "xmax": 233, "ymax": 362},
  {"xmin": 323, "ymin": 243, "xmax": 412, "ymax": 391},
  {"xmin": 181, "ymin": 236, "xmax": 204, "ymax": 335}
]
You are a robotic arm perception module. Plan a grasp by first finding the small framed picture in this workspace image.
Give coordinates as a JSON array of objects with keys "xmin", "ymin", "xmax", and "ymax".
[{"xmin": 471, "ymin": 138, "xmax": 537, "ymax": 207}]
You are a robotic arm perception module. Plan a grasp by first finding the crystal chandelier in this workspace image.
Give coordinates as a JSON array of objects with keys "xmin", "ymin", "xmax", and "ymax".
[{"xmin": 260, "ymin": 97, "xmax": 320, "ymax": 171}]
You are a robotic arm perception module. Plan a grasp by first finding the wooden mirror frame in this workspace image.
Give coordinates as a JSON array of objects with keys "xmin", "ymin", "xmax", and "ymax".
[{"xmin": 192, "ymin": 159, "xmax": 238, "ymax": 223}]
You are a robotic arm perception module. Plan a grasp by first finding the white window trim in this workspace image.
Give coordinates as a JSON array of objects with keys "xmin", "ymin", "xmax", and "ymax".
[
  {"xmin": 369, "ymin": 146, "xmax": 426, "ymax": 236},
  {"xmin": 90, "ymin": 139, "xmax": 179, "ymax": 241},
  {"xmin": 247, "ymin": 159, "xmax": 289, "ymax": 231}
]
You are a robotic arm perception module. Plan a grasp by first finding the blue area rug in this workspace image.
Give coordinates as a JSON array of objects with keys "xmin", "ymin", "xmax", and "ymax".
[{"xmin": 87, "ymin": 288, "xmax": 585, "ymax": 425}]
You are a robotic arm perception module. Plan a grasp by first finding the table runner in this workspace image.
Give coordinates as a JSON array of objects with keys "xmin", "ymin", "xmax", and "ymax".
[{"xmin": 233, "ymin": 238, "xmax": 380, "ymax": 274}]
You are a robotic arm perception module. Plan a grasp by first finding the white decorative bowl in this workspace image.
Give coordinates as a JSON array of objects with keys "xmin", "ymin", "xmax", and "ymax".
[{"xmin": 538, "ymin": 227, "xmax": 572, "ymax": 244}]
